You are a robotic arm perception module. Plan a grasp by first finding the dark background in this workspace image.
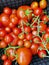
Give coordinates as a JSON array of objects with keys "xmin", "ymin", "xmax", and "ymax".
[{"xmin": 0, "ymin": 0, "xmax": 49, "ymax": 65}]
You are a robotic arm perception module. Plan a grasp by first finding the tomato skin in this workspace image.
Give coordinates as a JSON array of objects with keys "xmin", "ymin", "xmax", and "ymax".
[
  {"xmin": 34, "ymin": 8, "xmax": 42, "ymax": 16},
  {"xmin": 0, "ymin": 40, "xmax": 7, "ymax": 48},
  {"xmin": 0, "ymin": 13, "xmax": 10, "ymax": 26},
  {"xmin": 46, "ymin": 27, "xmax": 49, "ymax": 33},
  {"xmin": 32, "ymin": 30, "xmax": 37, "ymax": 36},
  {"xmin": 5, "ymin": 27, "xmax": 11, "ymax": 33},
  {"xmin": 9, "ymin": 22, "xmax": 15, "ymax": 28},
  {"xmin": 31, "ymin": 1, "xmax": 38, "ymax": 10},
  {"xmin": 38, "ymin": 50, "xmax": 47, "ymax": 58},
  {"xmin": 12, "ymin": 9, "xmax": 17, "ymax": 14},
  {"xmin": 39, "ymin": 0, "xmax": 47, "ymax": 9},
  {"xmin": 3, "ymin": 7, "xmax": 12, "ymax": 15},
  {"xmin": 46, "ymin": 43, "xmax": 49, "ymax": 50},
  {"xmin": 16, "ymin": 47, "xmax": 32, "ymax": 65},
  {"xmin": 1, "ymin": 54, "xmax": 7, "ymax": 61},
  {"xmin": 3, "ymin": 59, "xmax": 12, "ymax": 65},
  {"xmin": 31, "ymin": 43, "xmax": 38, "ymax": 55}
]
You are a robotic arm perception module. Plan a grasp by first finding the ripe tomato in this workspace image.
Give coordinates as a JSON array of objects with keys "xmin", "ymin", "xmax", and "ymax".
[
  {"xmin": 31, "ymin": 1, "xmax": 38, "ymax": 10},
  {"xmin": 12, "ymin": 9, "xmax": 17, "ymax": 14},
  {"xmin": 17, "ymin": 39, "xmax": 24, "ymax": 46},
  {"xmin": 16, "ymin": 47, "xmax": 32, "ymax": 65},
  {"xmin": 0, "ymin": 13, "xmax": 10, "ymax": 26},
  {"xmin": 10, "ymin": 14, "xmax": 18, "ymax": 25},
  {"xmin": 13, "ymin": 27, "xmax": 21, "ymax": 35},
  {"xmin": 5, "ymin": 27, "xmax": 11, "ymax": 33},
  {"xmin": 38, "ymin": 50, "xmax": 47, "ymax": 58},
  {"xmin": 46, "ymin": 43, "xmax": 49, "ymax": 50},
  {"xmin": 31, "ymin": 43, "xmax": 38, "ymax": 55},
  {"xmin": 39, "ymin": 0, "xmax": 47, "ymax": 9},
  {"xmin": 3, "ymin": 59, "xmax": 12, "ymax": 65},
  {"xmin": 0, "ymin": 22, "xmax": 3, "ymax": 28},
  {"xmin": 3, "ymin": 7, "xmax": 12, "ymax": 15},
  {"xmin": 24, "ymin": 40, "xmax": 31, "ymax": 48},
  {"xmin": 46, "ymin": 27, "xmax": 49, "ymax": 33},
  {"xmin": 0, "ymin": 40, "xmax": 7, "ymax": 48},
  {"xmin": 32, "ymin": 30, "xmax": 38, "ymax": 36},
  {"xmin": 34, "ymin": 8, "xmax": 42, "ymax": 16},
  {"xmin": 6, "ymin": 48, "xmax": 15, "ymax": 61},
  {"xmin": 39, "ymin": 22, "xmax": 47, "ymax": 32},
  {"xmin": 1, "ymin": 54, "xmax": 7, "ymax": 61},
  {"xmin": 4, "ymin": 34, "xmax": 13, "ymax": 44}
]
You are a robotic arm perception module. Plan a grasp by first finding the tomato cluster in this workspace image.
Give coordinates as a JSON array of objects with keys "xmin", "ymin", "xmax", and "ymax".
[{"xmin": 0, "ymin": 0, "xmax": 49, "ymax": 65}]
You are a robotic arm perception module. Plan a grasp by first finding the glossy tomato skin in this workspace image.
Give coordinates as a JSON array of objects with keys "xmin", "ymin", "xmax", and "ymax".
[
  {"xmin": 0, "ymin": 13, "xmax": 10, "ymax": 26},
  {"xmin": 9, "ymin": 22, "xmax": 15, "ymax": 28},
  {"xmin": 38, "ymin": 50, "xmax": 47, "ymax": 58},
  {"xmin": 34, "ymin": 8, "xmax": 42, "ymax": 16},
  {"xmin": 16, "ymin": 47, "xmax": 32, "ymax": 65},
  {"xmin": 46, "ymin": 27, "xmax": 49, "ymax": 33},
  {"xmin": 46, "ymin": 43, "xmax": 49, "ymax": 50},
  {"xmin": 3, "ymin": 59, "xmax": 12, "ymax": 65},
  {"xmin": 31, "ymin": 1, "xmax": 38, "ymax": 10},
  {"xmin": 31, "ymin": 43, "xmax": 38, "ymax": 55},
  {"xmin": 3, "ymin": 7, "xmax": 12, "ymax": 15},
  {"xmin": 32, "ymin": 30, "xmax": 38, "ymax": 36},
  {"xmin": 12, "ymin": 9, "xmax": 17, "ymax": 14},
  {"xmin": 5, "ymin": 27, "xmax": 11, "ymax": 33}
]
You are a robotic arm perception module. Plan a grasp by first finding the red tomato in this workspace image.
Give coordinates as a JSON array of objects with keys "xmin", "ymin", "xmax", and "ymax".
[
  {"xmin": 12, "ymin": 9, "xmax": 17, "ymax": 14},
  {"xmin": 10, "ymin": 14, "xmax": 18, "ymax": 25},
  {"xmin": 1, "ymin": 54, "xmax": 7, "ymax": 61},
  {"xmin": 31, "ymin": 1, "xmax": 38, "ymax": 10},
  {"xmin": 34, "ymin": 8, "xmax": 42, "ymax": 16},
  {"xmin": 0, "ymin": 22, "xmax": 4, "ymax": 28},
  {"xmin": 0, "ymin": 13, "xmax": 10, "ymax": 26},
  {"xmin": 38, "ymin": 50, "xmax": 47, "ymax": 58},
  {"xmin": 5, "ymin": 27, "xmax": 11, "ymax": 33},
  {"xmin": 3, "ymin": 59, "xmax": 12, "ymax": 65},
  {"xmin": 9, "ymin": 22, "xmax": 15, "ymax": 28},
  {"xmin": 0, "ymin": 40, "xmax": 7, "ymax": 48},
  {"xmin": 16, "ymin": 47, "xmax": 32, "ymax": 65},
  {"xmin": 31, "ymin": 43, "xmax": 38, "ymax": 55},
  {"xmin": 3, "ymin": 7, "xmax": 12, "ymax": 15},
  {"xmin": 46, "ymin": 43, "xmax": 49, "ymax": 50},
  {"xmin": 46, "ymin": 27, "xmax": 49, "ymax": 33},
  {"xmin": 32, "ymin": 30, "xmax": 38, "ymax": 36}
]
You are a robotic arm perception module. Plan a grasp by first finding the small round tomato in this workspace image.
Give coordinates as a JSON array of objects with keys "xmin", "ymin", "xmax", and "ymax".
[
  {"xmin": 38, "ymin": 50, "xmax": 47, "ymax": 58},
  {"xmin": 13, "ymin": 27, "xmax": 21, "ymax": 35},
  {"xmin": 31, "ymin": 43, "xmax": 38, "ymax": 55},
  {"xmin": 12, "ymin": 9, "xmax": 17, "ymax": 14},
  {"xmin": 5, "ymin": 27, "xmax": 11, "ymax": 33},
  {"xmin": 3, "ymin": 7, "xmax": 12, "ymax": 15},
  {"xmin": 46, "ymin": 27, "xmax": 49, "ymax": 33},
  {"xmin": 4, "ymin": 34, "xmax": 13, "ymax": 44},
  {"xmin": 26, "ymin": 33, "xmax": 32, "ymax": 40},
  {"xmin": 32, "ymin": 30, "xmax": 38, "ymax": 36},
  {"xmin": 0, "ymin": 13, "xmax": 10, "ymax": 26},
  {"xmin": 3, "ymin": 59, "xmax": 12, "ymax": 65},
  {"xmin": 10, "ymin": 14, "xmax": 18, "ymax": 25},
  {"xmin": 17, "ymin": 39, "xmax": 24, "ymax": 46},
  {"xmin": 0, "ymin": 22, "xmax": 3, "ymax": 28},
  {"xmin": 39, "ymin": 0, "xmax": 47, "ymax": 9},
  {"xmin": 1, "ymin": 54, "xmax": 7, "ymax": 61},
  {"xmin": 34, "ymin": 7, "xmax": 42, "ymax": 16},
  {"xmin": 24, "ymin": 40, "xmax": 31, "ymax": 48},
  {"xmin": 0, "ymin": 40, "xmax": 7, "ymax": 48},
  {"xmin": 46, "ymin": 43, "xmax": 49, "ymax": 50},
  {"xmin": 16, "ymin": 47, "xmax": 32, "ymax": 65},
  {"xmin": 31, "ymin": 1, "xmax": 38, "ymax": 10},
  {"xmin": 9, "ymin": 22, "xmax": 15, "ymax": 28}
]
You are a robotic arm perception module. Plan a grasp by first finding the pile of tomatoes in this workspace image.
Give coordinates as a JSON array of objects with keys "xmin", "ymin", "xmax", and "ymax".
[{"xmin": 0, "ymin": 0, "xmax": 49, "ymax": 65}]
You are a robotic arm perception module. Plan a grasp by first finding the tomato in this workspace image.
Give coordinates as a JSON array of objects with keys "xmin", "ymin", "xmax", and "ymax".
[
  {"xmin": 17, "ymin": 39, "xmax": 24, "ymax": 46},
  {"xmin": 39, "ymin": 0, "xmax": 47, "ymax": 9},
  {"xmin": 10, "ymin": 14, "xmax": 18, "ymax": 25},
  {"xmin": 46, "ymin": 27, "xmax": 49, "ymax": 33},
  {"xmin": 41, "ymin": 15, "xmax": 49, "ymax": 22},
  {"xmin": 0, "ymin": 13, "xmax": 10, "ymax": 26},
  {"xmin": 3, "ymin": 59, "xmax": 12, "ymax": 65},
  {"xmin": 5, "ymin": 27, "xmax": 11, "ymax": 33},
  {"xmin": 16, "ymin": 47, "xmax": 32, "ymax": 65},
  {"xmin": 24, "ymin": 40, "xmax": 31, "ymax": 48},
  {"xmin": 32, "ymin": 30, "xmax": 38, "ymax": 36},
  {"xmin": 26, "ymin": 33, "xmax": 32, "ymax": 40},
  {"xmin": 39, "ymin": 43, "xmax": 45, "ymax": 49},
  {"xmin": 31, "ymin": 1, "xmax": 38, "ymax": 10},
  {"xmin": 12, "ymin": 9, "xmax": 17, "ymax": 14},
  {"xmin": 39, "ymin": 22, "xmax": 47, "ymax": 32},
  {"xmin": 13, "ymin": 27, "xmax": 21, "ymax": 35},
  {"xmin": 46, "ymin": 43, "xmax": 49, "ymax": 50},
  {"xmin": 32, "ymin": 36, "xmax": 41, "ymax": 44},
  {"xmin": 31, "ymin": 43, "xmax": 38, "ymax": 55},
  {"xmin": 1, "ymin": 54, "xmax": 7, "ymax": 61},
  {"xmin": 0, "ymin": 40, "xmax": 7, "ymax": 48},
  {"xmin": 0, "ymin": 22, "xmax": 3, "ymax": 28},
  {"xmin": 38, "ymin": 50, "xmax": 47, "ymax": 58},
  {"xmin": 34, "ymin": 8, "xmax": 42, "ymax": 16},
  {"xmin": 4, "ymin": 34, "xmax": 13, "ymax": 44},
  {"xmin": 24, "ymin": 26, "xmax": 31, "ymax": 33},
  {"xmin": 6, "ymin": 48, "xmax": 15, "ymax": 61},
  {"xmin": 9, "ymin": 22, "xmax": 15, "ymax": 28}
]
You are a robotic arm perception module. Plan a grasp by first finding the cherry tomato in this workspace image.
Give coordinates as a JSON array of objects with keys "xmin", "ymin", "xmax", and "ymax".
[
  {"xmin": 38, "ymin": 50, "xmax": 47, "ymax": 58},
  {"xmin": 3, "ymin": 59, "xmax": 12, "ymax": 65},
  {"xmin": 1, "ymin": 54, "xmax": 7, "ymax": 61},
  {"xmin": 34, "ymin": 8, "xmax": 42, "ymax": 16},
  {"xmin": 46, "ymin": 43, "xmax": 49, "ymax": 50},
  {"xmin": 12, "ymin": 9, "xmax": 17, "ymax": 14},
  {"xmin": 31, "ymin": 1, "xmax": 38, "ymax": 10},
  {"xmin": 24, "ymin": 40, "xmax": 31, "ymax": 48},
  {"xmin": 32, "ymin": 30, "xmax": 38, "ymax": 36},
  {"xmin": 16, "ymin": 47, "xmax": 32, "ymax": 65},
  {"xmin": 5, "ymin": 27, "xmax": 11, "ymax": 33},
  {"xmin": 0, "ymin": 22, "xmax": 4, "ymax": 28},
  {"xmin": 46, "ymin": 27, "xmax": 49, "ymax": 33},
  {"xmin": 39, "ymin": 0, "xmax": 47, "ymax": 9},
  {"xmin": 31, "ymin": 43, "xmax": 38, "ymax": 55}
]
